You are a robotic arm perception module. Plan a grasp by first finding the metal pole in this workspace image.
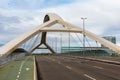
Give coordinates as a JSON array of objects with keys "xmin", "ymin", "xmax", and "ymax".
[
  {"xmin": 52, "ymin": 40, "xmax": 53, "ymax": 49},
  {"xmin": 69, "ymin": 31, "xmax": 70, "ymax": 52},
  {"xmin": 61, "ymin": 33, "xmax": 62, "ymax": 53},
  {"xmin": 56, "ymin": 37, "xmax": 57, "ymax": 53},
  {"xmin": 81, "ymin": 18, "xmax": 87, "ymax": 56}
]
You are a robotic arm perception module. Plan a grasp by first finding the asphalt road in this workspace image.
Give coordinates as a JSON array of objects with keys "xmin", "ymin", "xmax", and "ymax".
[{"xmin": 35, "ymin": 55, "xmax": 120, "ymax": 80}]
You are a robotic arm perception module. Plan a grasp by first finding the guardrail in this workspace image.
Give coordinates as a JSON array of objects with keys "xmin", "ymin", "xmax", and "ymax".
[{"xmin": 0, "ymin": 53, "xmax": 25, "ymax": 67}]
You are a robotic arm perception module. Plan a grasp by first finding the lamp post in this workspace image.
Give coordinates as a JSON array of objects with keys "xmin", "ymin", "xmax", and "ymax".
[
  {"xmin": 55, "ymin": 37, "xmax": 57, "ymax": 53},
  {"xmin": 81, "ymin": 18, "xmax": 87, "ymax": 56},
  {"xmin": 68, "ymin": 27, "xmax": 71, "ymax": 52},
  {"xmin": 60, "ymin": 33, "xmax": 62, "ymax": 53}
]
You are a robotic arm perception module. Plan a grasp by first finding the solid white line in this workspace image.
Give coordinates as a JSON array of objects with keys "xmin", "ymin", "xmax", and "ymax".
[
  {"xmin": 93, "ymin": 66, "xmax": 103, "ymax": 69},
  {"xmin": 66, "ymin": 66, "xmax": 72, "ymax": 70},
  {"xmin": 84, "ymin": 74, "xmax": 96, "ymax": 80}
]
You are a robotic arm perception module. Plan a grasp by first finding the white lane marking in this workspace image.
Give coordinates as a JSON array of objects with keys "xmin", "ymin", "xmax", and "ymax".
[
  {"xmin": 17, "ymin": 75, "xmax": 20, "ymax": 78},
  {"xmin": 26, "ymin": 68, "xmax": 30, "ymax": 71},
  {"xmin": 18, "ymin": 71, "xmax": 21, "ymax": 74},
  {"xmin": 93, "ymin": 66, "xmax": 103, "ymax": 69},
  {"xmin": 16, "ymin": 57, "xmax": 29, "ymax": 80},
  {"xmin": 84, "ymin": 74, "xmax": 96, "ymax": 80},
  {"xmin": 66, "ymin": 66, "xmax": 72, "ymax": 70}
]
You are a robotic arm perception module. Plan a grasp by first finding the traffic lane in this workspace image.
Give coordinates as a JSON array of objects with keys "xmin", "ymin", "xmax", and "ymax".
[
  {"xmin": 53, "ymin": 56, "xmax": 120, "ymax": 74},
  {"xmin": 49, "ymin": 56, "xmax": 120, "ymax": 80},
  {"xmin": 36, "ymin": 56, "xmax": 88, "ymax": 80},
  {"xmin": 45, "ymin": 56, "xmax": 98, "ymax": 80},
  {"xmin": 53, "ymin": 56, "xmax": 120, "ymax": 79}
]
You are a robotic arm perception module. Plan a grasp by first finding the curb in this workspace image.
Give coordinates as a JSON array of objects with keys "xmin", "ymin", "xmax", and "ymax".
[
  {"xmin": 72, "ymin": 56, "xmax": 120, "ymax": 65},
  {"xmin": 34, "ymin": 56, "xmax": 38, "ymax": 80}
]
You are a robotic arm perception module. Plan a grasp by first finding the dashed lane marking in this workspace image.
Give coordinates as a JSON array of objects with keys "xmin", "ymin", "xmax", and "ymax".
[
  {"xmin": 93, "ymin": 66, "xmax": 103, "ymax": 69},
  {"xmin": 15, "ymin": 56, "xmax": 29, "ymax": 80},
  {"xmin": 84, "ymin": 74, "xmax": 96, "ymax": 80},
  {"xmin": 18, "ymin": 71, "xmax": 21, "ymax": 74},
  {"xmin": 66, "ymin": 66, "xmax": 72, "ymax": 70},
  {"xmin": 17, "ymin": 75, "xmax": 20, "ymax": 78}
]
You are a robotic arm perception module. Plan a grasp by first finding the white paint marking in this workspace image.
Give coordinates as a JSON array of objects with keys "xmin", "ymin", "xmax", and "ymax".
[
  {"xmin": 19, "ymin": 61, "xmax": 25, "ymax": 71},
  {"xmin": 84, "ymin": 74, "xmax": 96, "ymax": 80},
  {"xmin": 16, "ymin": 57, "xmax": 29, "ymax": 80},
  {"xmin": 17, "ymin": 75, "xmax": 20, "ymax": 78},
  {"xmin": 26, "ymin": 68, "xmax": 30, "ymax": 71},
  {"xmin": 93, "ymin": 66, "xmax": 103, "ymax": 69},
  {"xmin": 18, "ymin": 71, "xmax": 21, "ymax": 74},
  {"xmin": 66, "ymin": 66, "xmax": 72, "ymax": 70}
]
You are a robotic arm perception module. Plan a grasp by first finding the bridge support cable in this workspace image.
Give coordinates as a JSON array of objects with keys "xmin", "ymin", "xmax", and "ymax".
[
  {"xmin": 28, "ymin": 32, "xmax": 41, "ymax": 52},
  {"xmin": 75, "ymin": 33, "xmax": 94, "ymax": 56},
  {"xmin": 26, "ymin": 37, "xmax": 36, "ymax": 51},
  {"xmin": 85, "ymin": 37, "xmax": 91, "ymax": 47},
  {"xmin": 95, "ymin": 41, "xmax": 99, "ymax": 47},
  {"xmin": 75, "ymin": 33, "xmax": 83, "ymax": 46},
  {"xmin": 85, "ymin": 37, "xmax": 93, "ymax": 55},
  {"xmin": 70, "ymin": 33, "xmax": 82, "ymax": 46},
  {"xmin": 23, "ymin": 43, "xmax": 26, "ymax": 49}
]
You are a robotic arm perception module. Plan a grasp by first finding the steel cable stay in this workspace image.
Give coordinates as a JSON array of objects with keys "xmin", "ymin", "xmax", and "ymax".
[
  {"xmin": 75, "ymin": 33, "xmax": 94, "ymax": 55},
  {"xmin": 26, "ymin": 38, "xmax": 34, "ymax": 51},
  {"xmin": 75, "ymin": 33, "xmax": 83, "ymax": 46},
  {"xmin": 85, "ymin": 37, "xmax": 93, "ymax": 55},
  {"xmin": 28, "ymin": 32, "xmax": 41, "ymax": 52},
  {"xmin": 70, "ymin": 33, "xmax": 81, "ymax": 46}
]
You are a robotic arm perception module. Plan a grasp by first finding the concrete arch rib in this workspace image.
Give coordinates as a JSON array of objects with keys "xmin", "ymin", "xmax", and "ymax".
[
  {"xmin": 0, "ymin": 19, "xmax": 57, "ymax": 59},
  {"xmin": 58, "ymin": 20, "xmax": 120, "ymax": 53},
  {"xmin": 0, "ymin": 13, "xmax": 120, "ymax": 59}
]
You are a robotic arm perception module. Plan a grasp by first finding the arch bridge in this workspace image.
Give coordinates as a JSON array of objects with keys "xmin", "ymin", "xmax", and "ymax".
[{"xmin": 0, "ymin": 13, "xmax": 120, "ymax": 59}]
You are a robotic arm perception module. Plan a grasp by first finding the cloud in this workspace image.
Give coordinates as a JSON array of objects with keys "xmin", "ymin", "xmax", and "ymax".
[
  {"xmin": 0, "ymin": 0, "xmax": 120, "ymax": 48},
  {"xmin": 41, "ymin": 0, "xmax": 120, "ymax": 35},
  {"xmin": 0, "ymin": 0, "xmax": 76, "ymax": 10},
  {"xmin": 40, "ymin": 0, "xmax": 120, "ymax": 47},
  {"xmin": 0, "ymin": 9, "xmax": 45, "ymax": 43}
]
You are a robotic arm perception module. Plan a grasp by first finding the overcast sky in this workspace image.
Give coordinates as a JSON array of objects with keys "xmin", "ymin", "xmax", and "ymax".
[{"xmin": 0, "ymin": 0, "xmax": 120, "ymax": 46}]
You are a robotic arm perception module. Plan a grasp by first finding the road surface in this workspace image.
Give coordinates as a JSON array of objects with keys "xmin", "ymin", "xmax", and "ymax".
[{"xmin": 35, "ymin": 55, "xmax": 120, "ymax": 80}]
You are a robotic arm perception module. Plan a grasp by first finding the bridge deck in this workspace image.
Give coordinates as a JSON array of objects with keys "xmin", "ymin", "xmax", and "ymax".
[{"xmin": 36, "ymin": 55, "xmax": 120, "ymax": 80}]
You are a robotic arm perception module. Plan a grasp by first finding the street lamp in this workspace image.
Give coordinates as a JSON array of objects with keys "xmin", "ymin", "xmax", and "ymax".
[
  {"xmin": 60, "ymin": 33, "xmax": 62, "ymax": 53},
  {"xmin": 68, "ymin": 27, "xmax": 71, "ymax": 52},
  {"xmin": 81, "ymin": 17, "xmax": 87, "ymax": 56},
  {"xmin": 55, "ymin": 37, "xmax": 57, "ymax": 53}
]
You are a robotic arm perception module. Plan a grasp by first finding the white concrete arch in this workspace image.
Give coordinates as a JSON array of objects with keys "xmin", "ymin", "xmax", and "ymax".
[{"xmin": 0, "ymin": 13, "xmax": 120, "ymax": 59}]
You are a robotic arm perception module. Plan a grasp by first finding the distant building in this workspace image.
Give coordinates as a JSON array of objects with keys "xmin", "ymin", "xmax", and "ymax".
[{"xmin": 101, "ymin": 36, "xmax": 116, "ymax": 48}]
